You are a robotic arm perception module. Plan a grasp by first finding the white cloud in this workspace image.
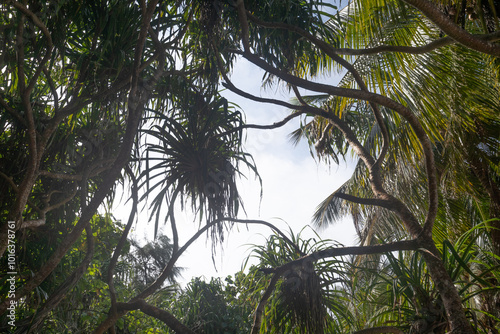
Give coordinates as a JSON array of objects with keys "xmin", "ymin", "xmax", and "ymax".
[{"xmin": 114, "ymin": 54, "xmax": 358, "ymax": 285}]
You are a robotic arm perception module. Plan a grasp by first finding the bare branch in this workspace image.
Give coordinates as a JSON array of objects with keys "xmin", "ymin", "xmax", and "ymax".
[
  {"xmin": 319, "ymin": 32, "xmax": 499, "ymax": 56},
  {"xmin": 335, "ymin": 192, "xmax": 393, "ymax": 209},
  {"xmin": 240, "ymin": 112, "xmax": 303, "ymax": 131}
]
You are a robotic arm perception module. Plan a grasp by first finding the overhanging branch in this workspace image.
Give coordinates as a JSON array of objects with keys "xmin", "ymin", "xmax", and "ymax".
[{"xmin": 402, "ymin": 0, "xmax": 500, "ymax": 56}]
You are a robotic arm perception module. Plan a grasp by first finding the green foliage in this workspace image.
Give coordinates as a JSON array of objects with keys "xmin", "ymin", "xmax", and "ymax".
[
  {"xmin": 140, "ymin": 90, "xmax": 258, "ymax": 239},
  {"xmin": 345, "ymin": 223, "xmax": 500, "ymax": 333},
  {"xmin": 292, "ymin": 0, "xmax": 500, "ymax": 254},
  {"xmin": 1, "ymin": 0, "xmax": 499, "ymax": 333},
  {"xmin": 244, "ymin": 229, "xmax": 354, "ymax": 333},
  {"xmin": 166, "ymin": 275, "xmax": 253, "ymax": 334}
]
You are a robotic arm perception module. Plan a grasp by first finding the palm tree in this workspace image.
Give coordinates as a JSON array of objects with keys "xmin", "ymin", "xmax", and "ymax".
[
  {"xmin": 299, "ymin": 0, "xmax": 500, "ymax": 250},
  {"xmin": 195, "ymin": 0, "xmax": 498, "ymax": 332},
  {"xmin": 287, "ymin": 0, "xmax": 500, "ymax": 331}
]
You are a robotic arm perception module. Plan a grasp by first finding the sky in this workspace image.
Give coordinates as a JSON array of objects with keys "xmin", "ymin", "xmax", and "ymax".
[
  {"xmin": 111, "ymin": 0, "xmax": 359, "ymax": 284},
  {"xmin": 112, "ymin": 55, "xmax": 358, "ymax": 285}
]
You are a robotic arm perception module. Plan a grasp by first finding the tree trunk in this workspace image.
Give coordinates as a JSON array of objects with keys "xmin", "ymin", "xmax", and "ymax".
[{"xmin": 419, "ymin": 236, "xmax": 475, "ymax": 334}]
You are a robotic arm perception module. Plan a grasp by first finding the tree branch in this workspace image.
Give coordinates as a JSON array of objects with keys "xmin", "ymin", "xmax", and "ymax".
[
  {"xmin": 107, "ymin": 167, "xmax": 138, "ymax": 324},
  {"xmin": 0, "ymin": 91, "xmax": 27, "ymax": 127},
  {"xmin": 247, "ymin": 11, "xmax": 390, "ymax": 193},
  {"xmin": 335, "ymin": 192, "xmax": 393, "ymax": 209},
  {"xmin": 42, "ymin": 67, "xmax": 59, "ymax": 113},
  {"xmin": 401, "ymin": 0, "xmax": 500, "ymax": 56},
  {"xmin": 10, "ymin": 1, "xmax": 54, "ymax": 93},
  {"xmin": 353, "ymin": 326, "xmax": 405, "ymax": 334},
  {"xmin": 240, "ymin": 51, "xmax": 432, "ymax": 237},
  {"xmin": 117, "ymin": 300, "xmax": 196, "ymax": 334},
  {"xmin": 251, "ymin": 239, "xmax": 419, "ymax": 333},
  {"xmin": 235, "ymin": 0, "xmax": 250, "ymax": 52},
  {"xmin": 250, "ymin": 270, "xmax": 284, "ymax": 334},
  {"xmin": 333, "ymin": 31, "xmax": 500, "ymax": 55}
]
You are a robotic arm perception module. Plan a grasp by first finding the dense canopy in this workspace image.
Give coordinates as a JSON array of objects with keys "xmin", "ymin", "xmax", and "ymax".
[{"xmin": 0, "ymin": 0, "xmax": 499, "ymax": 333}]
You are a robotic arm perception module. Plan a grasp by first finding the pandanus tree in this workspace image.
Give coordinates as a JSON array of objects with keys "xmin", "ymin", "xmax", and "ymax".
[
  {"xmin": 0, "ymin": 0, "xmax": 499, "ymax": 333},
  {"xmin": 193, "ymin": 0, "xmax": 499, "ymax": 333},
  {"xmin": 0, "ymin": 0, "xmax": 202, "ymax": 331}
]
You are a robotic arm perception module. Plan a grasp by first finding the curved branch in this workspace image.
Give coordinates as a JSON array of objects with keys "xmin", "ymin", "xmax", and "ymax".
[
  {"xmin": 401, "ymin": 0, "xmax": 500, "ymax": 56},
  {"xmin": 117, "ymin": 300, "xmax": 196, "ymax": 334},
  {"xmin": 0, "ymin": 63, "xmax": 146, "ymax": 318},
  {"xmin": 137, "ymin": 217, "xmax": 303, "ymax": 300},
  {"xmin": 228, "ymin": 218, "xmax": 306, "ymax": 256},
  {"xmin": 247, "ymin": 11, "xmax": 391, "ymax": 192},
  {"xmin": 241, "ymin": 51, "xmax": 434, "ymax": 237},
  {"xmin": 251, "ymin": 239, "xmax": 419, "ymax": 333},
  {"xmin": 334, "ymin": 31, "xmax": 500, "ymax": 55},
  {"xmin": 213, "ymin": 47, "xmax": 306, "ymax": 133},
  {"xmin": 94, "ymin": 217, "xmax": 305, "ymax": 333}
]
